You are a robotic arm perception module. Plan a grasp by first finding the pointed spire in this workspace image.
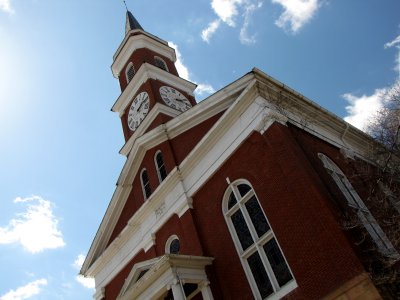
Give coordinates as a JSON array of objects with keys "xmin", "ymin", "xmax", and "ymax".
[{"xmin": 125, "ymin": 11, "xmax": 143, "ymax": 34}]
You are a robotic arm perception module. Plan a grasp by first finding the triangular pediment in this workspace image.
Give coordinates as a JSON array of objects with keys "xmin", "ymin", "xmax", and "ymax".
[
  {"xmin": 117, "ymin": 255, "xmax": 214, "ymax": 300},
  {"xmin": 117, "ymin": 257, "xmax": 160, "ymax": 299}
]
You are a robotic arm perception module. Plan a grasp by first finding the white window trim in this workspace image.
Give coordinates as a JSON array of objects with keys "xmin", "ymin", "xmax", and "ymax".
[
  {"xmin": 222, "ymin": 179, "xmax": 296, "ymax": 300},
  {"xmin": 125, "ymin": 62, "xmax": 135, "ymax": 83},
  {"xmin": 318, "ymin": 153, "xmax": 399, "ymax": 258},
  {"xmin": 165, "ymin": 234, "xmax": 179, "ymax": 254},
  {"xmin": 140, "ymin": 168, "xmax": 151, "ymax": 200},
  {"xmin": 154, "ymin": 56, "xmax": 169, "ymax": 72},
  {"xmin": 154, "ymin": 150, "xmax": 166, "ymax": 183}
]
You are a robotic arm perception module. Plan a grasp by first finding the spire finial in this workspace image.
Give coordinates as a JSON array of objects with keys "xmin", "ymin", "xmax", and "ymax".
[
  {"xmin": 122, "ymin": 0, "xmax": 128, "ymax": 11},
  {"xmin": 125, "ymin": 9, "xmax": 144, "ymax": 34}
]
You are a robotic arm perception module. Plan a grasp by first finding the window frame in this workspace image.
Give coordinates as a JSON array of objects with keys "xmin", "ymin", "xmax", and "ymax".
[
  {"xmin": 140, "ymin": 168, "xmax": 152, "ymax": 200},
  {"xmin": 125, "ymin": 62, "xmax": 135, "ymax": 83},
  {"xmin": 318, "ymin": 153, "xmax": 399, "ymax": 258},
  {"xmin": 154, "ymin": 56, "xmax": 169, "ymax": 72},
  {"xmin": 165, "ymin": 235, "xmax": 180, "ymax": 254},
  {"xmin": 223, "ymin": 179, "xmax": 296, "ymax": 299},
  {"xmin": 154, "ymin": 150, "xmax": 167, "ymax": 183}
]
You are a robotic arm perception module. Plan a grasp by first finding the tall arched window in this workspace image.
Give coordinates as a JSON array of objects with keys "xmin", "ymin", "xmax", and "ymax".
[
  {"xmin": 318, "ymin": 153, "xmax": 398, "ymax": 258},
  {"xmin": 140, "ymin": 168, "xmax": 152, "ymax": 200},
  {"xmin": 154, "ymin": 151, "xmax": 167, "ymax": 182},
  {"xmin": 154, "ymin": 56, "xmax": 168, "ymax": 72},
  {"xmin": 223, "ymin": 180, "xmax": 295, "ymax": 299},
  {"xmin": 126, "ymin": 62, "xmax": 135, "ymax": 83}
]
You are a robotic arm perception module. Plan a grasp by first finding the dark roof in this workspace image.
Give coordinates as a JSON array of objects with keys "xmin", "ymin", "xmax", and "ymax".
[{"xmin": 126, "ymin": 11, "xmax": 143, "ymax": 33}]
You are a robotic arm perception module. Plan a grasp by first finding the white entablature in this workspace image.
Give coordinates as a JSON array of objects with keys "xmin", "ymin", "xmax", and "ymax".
[{"xmin": 112, "ymin": 31, "xmax": 176, "ymax": 78}]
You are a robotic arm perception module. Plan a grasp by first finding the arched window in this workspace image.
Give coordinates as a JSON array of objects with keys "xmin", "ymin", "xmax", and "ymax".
[
  {"xmin": 154, "ymin": 56, "xmax": 168, "ymax": 72},
  {"xmin": 154, "ymin": 151, "xmax": 167, "ymax": 182},
  {"xmin": 223, "ymin": 180, "xmax": 295, "ymax": 299},
  {"xmin": 318, "ymin": 153, "xmax": 398, "ymax": 257},
  {"xmin": 126, "ymin": 62, "xmax": 135, "ymax": 83},
  {"xmin": 165, "ymin": 235, "xmax": 180, "ymax": 254},
  {"xmin": 140, "ymin": 168, "xmax": 152, "ymax": 200}
]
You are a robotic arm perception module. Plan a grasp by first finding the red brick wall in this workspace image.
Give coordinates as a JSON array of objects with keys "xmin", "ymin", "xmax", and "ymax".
[
  {"xmin": 191, "ymin": 123, "xmax": 365, "ymax": 299},
  {"xmin": 153, "ymin": 211, "xmax": 203, "ymax": 257}
]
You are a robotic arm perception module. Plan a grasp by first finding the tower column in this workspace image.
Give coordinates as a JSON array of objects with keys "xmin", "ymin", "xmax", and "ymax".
[
  {"xmin": 200, "ymin": 281, "xmax": 214, "ymax": 300},
  {"xmin": 170, "ymin": 278, "xmax": 186, "ymax": 300}
]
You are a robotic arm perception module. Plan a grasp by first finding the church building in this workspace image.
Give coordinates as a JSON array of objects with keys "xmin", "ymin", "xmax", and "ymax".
[{"xmin": 80, "ymin": 11, "xmax": 398, "ymax": 300}]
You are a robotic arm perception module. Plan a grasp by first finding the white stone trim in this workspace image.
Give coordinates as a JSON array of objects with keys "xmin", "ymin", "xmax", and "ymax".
[
  {"xmin": 165, "ymin": 235, "xmax": 179, "ymax": 254},
  {"xmin": 117, "ymin": 255, "xmax": 214, "ymax": 300},
  {"xmin": 120, "ymin": 103, "xmax": 180, "ymax": 156},
  {"xmin": 112, "ymin": 63, "xmax": 197, "ymax": 115},
  {"xmin": 112, "ymin": 32, "xmax": 175, "ymax": 78}
]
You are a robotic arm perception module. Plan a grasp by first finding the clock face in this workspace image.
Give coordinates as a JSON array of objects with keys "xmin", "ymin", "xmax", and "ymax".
[
  {"xmin": 128, "ymin": 92, "xmax": 150, "ymax": 131},
  {"xmin": 159, "ymin": 86, "xmax": 192, "ymax": 112}
]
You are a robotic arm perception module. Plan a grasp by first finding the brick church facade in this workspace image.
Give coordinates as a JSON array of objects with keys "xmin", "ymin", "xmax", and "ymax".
[{"xmin": 80, "ymin": 11, "xmax": 398, "ymax": 300}]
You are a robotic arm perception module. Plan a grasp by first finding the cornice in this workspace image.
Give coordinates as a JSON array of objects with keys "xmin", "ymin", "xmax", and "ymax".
[
  {"xmin": 112, "ymin": 32, "xmax": 175, "ymax": 78},
  {"xmin": 111, "ymin": 63, "xmax": 197, "ymax": 115}
]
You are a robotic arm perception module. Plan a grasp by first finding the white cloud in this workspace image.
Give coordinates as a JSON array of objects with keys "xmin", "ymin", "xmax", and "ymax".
[
  {"xmin": 343, "ymin": 87, "xmax": 387, "ymax": 131},
  {"xmin": 168, "ymin": 42, "xmax": 215, "ymax": 98},
  {"xmin": 73, "ymin": 254, "xmax": 95, "ymax": 289},
  {"xmin": 0, "ymin": 279, "xmax": 47, "ymax": 300},
  {"xmin": 201, "ymin": 0, "xmax": 263, "ymax": 44},
  {"xmin": 0, "ymin": 0, "xmax": 13, "ymax": 14},
  {"xmin": 75, "ymin": 276, "xmax": 95, "ymax": 289},
  {"xmin": 0, "ymin": 196, "xmax": 65, "ymax": 253},
  {"xmin": 211, "ymin": 0, "xmax": 242, "ymax": 26},
  {"xmin": 384, "ymin": 35, "xmax": 400, "ymax": 49},
  {"xmin": 384, "ymin": 35, "xmax": 400, "ymax": 78},
  {"xmin": 73, "ymin": 254, "xmax": 85, "ymax": 269},
  {"xmin": 272, "ymin": 0, "xmax": 320, "ymax": 33},
  {"xmin": 240, "ymin": 2, "xmax": 263, "ymax": 44},
  {"xmin": 196, "ymin": 84, "xmax": 216, "ymax": 96},
  {"xmin": 169, "ymin": 42, "xmax": 190, "ymax": 81},
  {"xmin": 201, "ymin": 19, "xmax": 221, "ymax": 43}
]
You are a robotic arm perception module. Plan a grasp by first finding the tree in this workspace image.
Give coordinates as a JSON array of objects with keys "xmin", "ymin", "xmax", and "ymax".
[{"xmin": 360, "ymin": 81, "xmax": 400, "ymax": 298}]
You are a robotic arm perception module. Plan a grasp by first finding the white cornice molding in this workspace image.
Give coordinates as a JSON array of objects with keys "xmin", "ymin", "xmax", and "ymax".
[
  {"xmin": 120, "ymin": 103, "xmax": 181, "ymax": 156},
  {"xmin": 112, "ymin": 32, "xmax": 175, "ymax": 78},
  {"xmin": 111, "ymin": 63, "xmax": 197, "ymax": 115}
]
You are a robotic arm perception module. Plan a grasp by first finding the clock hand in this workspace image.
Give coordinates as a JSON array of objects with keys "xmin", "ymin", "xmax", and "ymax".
[{"xmin": 137, "ymin": 102, "xmax": 144, "ymax": 112}]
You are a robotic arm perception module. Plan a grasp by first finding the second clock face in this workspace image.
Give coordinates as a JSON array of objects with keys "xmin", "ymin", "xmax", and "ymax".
[
  {"xmin": 128, "ymin": 92, "xmax": 150, "ymax": 131},
  {"xmin": 159, "ymin": 86, "xmax": 192, "ymax": 112}
]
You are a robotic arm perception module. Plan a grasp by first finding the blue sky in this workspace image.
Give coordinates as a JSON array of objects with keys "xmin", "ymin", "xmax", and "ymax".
[{"xmin": 0, "ymin": 0, "xmax": 399, "ymax": 299}]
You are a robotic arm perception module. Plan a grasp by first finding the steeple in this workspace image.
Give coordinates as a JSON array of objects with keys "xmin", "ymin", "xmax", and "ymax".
[{"xmin": 125, "ymin": 10, "xmax": 143, "ymax": 34}]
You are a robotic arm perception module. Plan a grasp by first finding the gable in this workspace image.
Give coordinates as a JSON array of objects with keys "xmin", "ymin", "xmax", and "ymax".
[{"xmin": 82, "ymin": 69, "xmax": 378, "ymax": 288}]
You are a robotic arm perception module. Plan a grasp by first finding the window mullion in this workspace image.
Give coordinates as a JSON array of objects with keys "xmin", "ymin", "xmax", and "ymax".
[
  {"xmin": 259, "ymin": 245, "xmax": 280, "ymax": 292},
  {"xmin": 240, "ymin": 202, "xmax": 260, "ymax": 246}
]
